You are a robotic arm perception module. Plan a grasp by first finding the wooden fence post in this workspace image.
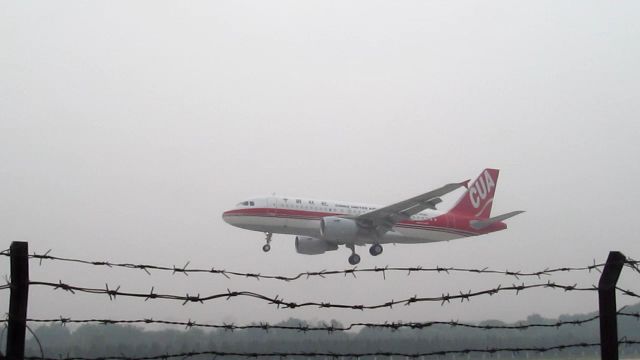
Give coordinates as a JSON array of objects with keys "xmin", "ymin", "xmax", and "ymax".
[
  {"xmin": 6, "ymin": 242, "xmax": 29, "ymax": 360},
  {"xmin": 598, "ymin": 251, "xmax": 625, "ymax": 360}
]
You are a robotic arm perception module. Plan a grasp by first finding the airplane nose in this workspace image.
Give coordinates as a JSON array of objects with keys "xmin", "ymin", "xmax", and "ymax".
[{"xmin": 222, "ymin": 210, "xmax": 236, "ymax": 225}]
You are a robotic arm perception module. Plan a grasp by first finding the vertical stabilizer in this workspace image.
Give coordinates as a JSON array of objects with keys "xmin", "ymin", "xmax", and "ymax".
[{"xmin": 449, "ymin": 169, "xmax": 499, "ymax": 219}]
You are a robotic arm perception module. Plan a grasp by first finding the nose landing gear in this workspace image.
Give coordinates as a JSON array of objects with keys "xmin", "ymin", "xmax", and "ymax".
[
  {"xmin": 262, "ymin": 232, "xmax": 272, "ymax": 252},
  {"xmin": 347, "ymin": 244, "xmax": 361, "ymax": 265}
]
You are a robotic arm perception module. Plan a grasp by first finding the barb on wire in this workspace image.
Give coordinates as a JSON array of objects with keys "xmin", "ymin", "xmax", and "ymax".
[
  {"xmin": 3, "ymin": 249, "xmax": 637, "ymax": 282},
  {"xmin": 625, "ymin": 256, "xmax": 640, "ymax": 274},
  {"xmin": 6, "ymin": 312, "xmax": 638, "ymax": 332},
  {"xmin": 28, "ymin": 279, "xmax": 606, "ymax": 309},
  {"xmin": 617, "ymin": 287, "xmax": 640, "ymax": 298},
  {"xmin": 21, "ymin": 340, "xmax": 640, "ymax": 360}
]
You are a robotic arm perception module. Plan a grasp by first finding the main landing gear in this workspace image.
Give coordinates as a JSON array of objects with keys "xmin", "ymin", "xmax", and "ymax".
[
  {"xmin": 347, "ymin": 244, "xmax": 361, "ymax": 265},
  {"xmin": 262, "ymin": 232, "xmax": 272, "ymax": 252},
  {"xmin": 345, "ymin": 244, "xmax": 383, "ymax": 264},
  {"xmin": 369, "ymin": 244, "xmax": 383, "ymax": 256}
]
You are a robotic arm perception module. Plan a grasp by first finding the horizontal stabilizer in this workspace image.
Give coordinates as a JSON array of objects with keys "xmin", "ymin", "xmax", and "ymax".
[{"xmin": 469, "ymin": 211, "xmax": 525, "ymax": 230}]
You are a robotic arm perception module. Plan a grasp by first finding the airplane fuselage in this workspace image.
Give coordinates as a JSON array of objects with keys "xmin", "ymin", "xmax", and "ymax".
[
  {"xmin": 222, "ymin": 168, "xmax": 521, "ymax": 264},
  {"xmin": 222, "ymin": 196, "xmax": 505, "ymax": 246}
]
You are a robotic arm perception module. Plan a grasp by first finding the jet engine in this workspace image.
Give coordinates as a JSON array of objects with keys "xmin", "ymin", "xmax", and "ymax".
[
  {"xmin": 320, "ymin": 216, "xmax": 359, "ymax": 242},
  {"xmin": 295, "ymin": 236, "xmax": 339, "ymax": 255}
]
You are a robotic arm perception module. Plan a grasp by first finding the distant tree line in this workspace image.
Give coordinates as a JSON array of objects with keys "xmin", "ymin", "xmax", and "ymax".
[{"xmin": 17, "ymin": 302, "xmax": 640, "ymax": 359}]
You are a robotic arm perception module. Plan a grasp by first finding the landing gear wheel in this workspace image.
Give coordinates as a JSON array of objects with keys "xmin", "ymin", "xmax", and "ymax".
[
  {"xmin": 369, "ymin": 244, "xmax": 383, "ymax": 256},
  {"xmin": 348, "ymin": 254, "xmax": 361, "ymax": 265},
  {"xmin": 262, "ymin": 232, "xmax": 273, "ymax": 252}
]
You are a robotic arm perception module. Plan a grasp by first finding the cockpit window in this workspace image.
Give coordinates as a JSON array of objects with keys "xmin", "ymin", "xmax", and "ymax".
[{"xmin": 236, "ymin": 201, "xmax": 256, "ymax": 207}]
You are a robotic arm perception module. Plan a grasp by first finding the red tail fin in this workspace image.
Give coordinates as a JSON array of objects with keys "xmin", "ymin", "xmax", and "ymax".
[{"xmin": 449, "ymin": 169, "xmax": 499, "ymax": 219}]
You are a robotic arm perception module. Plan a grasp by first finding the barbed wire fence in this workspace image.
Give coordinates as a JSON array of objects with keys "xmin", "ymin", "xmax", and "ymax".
[{"xmin": 1, "ymin": 242, "xmax": 639, "ymax": 360}]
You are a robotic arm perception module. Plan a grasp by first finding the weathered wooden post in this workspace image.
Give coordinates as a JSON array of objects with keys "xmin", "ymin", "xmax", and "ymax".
[
  {"xmin": 598, "ymin": 251, "xmax": 625, "ymax": 360},
  {"xmin": 6, "ymin": 242, "xmax": 29, "ymax": 360}
]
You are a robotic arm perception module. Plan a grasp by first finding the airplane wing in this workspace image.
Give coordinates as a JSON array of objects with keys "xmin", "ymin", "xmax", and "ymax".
[{"xmin": 355, "ymin": 181, "xmax": 468, "ymax": 234}]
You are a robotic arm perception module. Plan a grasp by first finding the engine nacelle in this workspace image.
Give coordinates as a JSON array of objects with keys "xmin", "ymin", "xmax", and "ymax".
[
  {"xmin": 295, "ymin": 236, "xmax": 339, "ymax": 255},
  {"xmin": 320, "ymin": 216, "xmax": 359, "ymax": 242}
]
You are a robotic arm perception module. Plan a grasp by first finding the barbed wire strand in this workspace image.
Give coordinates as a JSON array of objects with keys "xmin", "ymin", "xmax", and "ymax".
[
  {"xmin": 21, "ymin": 340, "xmax": 640, "ymax": 360},
  {"xmin": 0, "ymin": 306, "xmax": 640, "ymax": 334},
  {"xmin": 10, "ymin": 311, "xmax": 640, "ymax": 333},
  {"xmin": 22, "ymin": 279, "xmax": 640, "ymax": 310},
  {"xmin": 2, "ymin": 249, "xmax": 638, "ymax": 281},
  {"xmin": 0, "ymin": 249, "xmax": 640, "ymax": 281},
  {"xmin": 5, "ymin": 313, "xmax": 634, "ymax": 332}
]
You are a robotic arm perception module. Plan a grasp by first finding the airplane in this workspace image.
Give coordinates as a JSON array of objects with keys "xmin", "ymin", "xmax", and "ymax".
[{"xmin": 222, "ymin": 168, "xmax": 523, "ymax": 265}]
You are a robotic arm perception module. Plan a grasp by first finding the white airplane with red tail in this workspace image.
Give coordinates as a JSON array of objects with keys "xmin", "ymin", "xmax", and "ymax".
[{"xmin": 223, "ymin": 168, "xmax": 523, "ymax": 265}]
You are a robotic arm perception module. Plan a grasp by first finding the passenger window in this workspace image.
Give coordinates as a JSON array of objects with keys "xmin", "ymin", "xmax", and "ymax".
[{"xmin": 249, "ymin": 201, "xmax": 254, "ymax": 206}]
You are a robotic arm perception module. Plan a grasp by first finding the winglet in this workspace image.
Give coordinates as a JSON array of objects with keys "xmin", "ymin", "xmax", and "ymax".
[{"xmin": 460, "ymin": 179, "xmax": 471, "ymax": 189}]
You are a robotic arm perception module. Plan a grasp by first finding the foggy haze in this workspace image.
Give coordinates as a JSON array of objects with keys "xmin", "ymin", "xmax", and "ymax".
[{"xmin": 1, "ymin": 0, "xmax": 639, "ymax": 328}]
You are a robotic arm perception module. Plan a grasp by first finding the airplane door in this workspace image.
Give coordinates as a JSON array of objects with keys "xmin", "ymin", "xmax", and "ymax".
[
  {"xmin": 267, "ymin": 197, "xmax": 278, "ymax": 215},
  {"xmin": 267, "ymin": 197, "xmax": 286, "ymax": 228}
]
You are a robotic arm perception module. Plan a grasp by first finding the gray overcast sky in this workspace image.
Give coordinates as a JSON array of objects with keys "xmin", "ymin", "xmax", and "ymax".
[{"xmin": 1, "ymin": 1, "xmax": 639, "ymax": 327}]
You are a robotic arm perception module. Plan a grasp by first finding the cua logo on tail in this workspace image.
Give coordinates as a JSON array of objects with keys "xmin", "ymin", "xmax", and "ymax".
[
  {"xmin": 469, "ymin": 170, "xmax": 496, "ymax": 209},
  {"xmin": 449, "ymin": 168, "xmax": 500, "ymax": 219}
]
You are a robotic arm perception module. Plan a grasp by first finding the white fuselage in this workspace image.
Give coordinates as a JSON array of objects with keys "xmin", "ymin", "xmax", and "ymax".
[{"xmin": 223, "ymin": 196, "xmax": 480, "ymax": 245}]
